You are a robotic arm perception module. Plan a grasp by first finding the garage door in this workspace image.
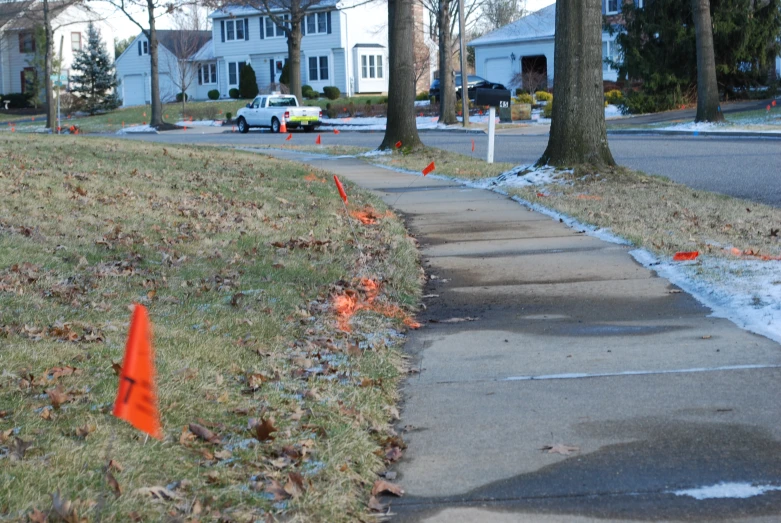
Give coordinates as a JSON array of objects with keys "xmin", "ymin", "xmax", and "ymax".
[
  {"xmin": 484, "ymin": 58, "xmax": 512, "ymax": 87},
  {"xmin": 122, "ymin": 75, "xmax": 145, "ymax": 106}
]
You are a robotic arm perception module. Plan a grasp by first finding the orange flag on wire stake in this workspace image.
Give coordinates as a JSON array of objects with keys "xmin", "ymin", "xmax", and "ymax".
[
  {"xmin": 333, "ymin": 129, "xmax": 340, "ymax": 134},
  {"xmin": 286, "ymin": 133, "xmax": 292, "ymax": 141},
  {"xmin": 673, "ymin": 251, "xmax": 699, "ymax": 261},
  {"xmin": 113, "ymin": 304, "xmax": 162, "ymax": 440},
  {"xmin": 395, "ymin": 141, "xmax": 402, "ymax": 149},
  {"xmin": 471, "ymin": 139, "xmax": 475, "ymax": 152},
  {"xmin": 334, "ymin": 175, "xmax": 348, "ymax": 204},
  {"xmin": 422, "ymin": 162, "xmax": 435, "ymax": 176}
]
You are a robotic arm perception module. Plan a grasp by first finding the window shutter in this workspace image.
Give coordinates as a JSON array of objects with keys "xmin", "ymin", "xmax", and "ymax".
[
  {"xmin": 244, "ymin": 18, "xmax": 249, "ymax": 40},
  {"xmin": 18, "ymin": 34, "xmax": 23, "ymax": 53},
  {"xmin": 327, "ymin": 11, "xmax": 332, "ymax": 34},
  {"xmin": 198, "ymin": 66, "xmax": 202, "ymax": 85},
  {"xmin": 138, "ymin": 40, "xmax": 142, "ymax": 55},
  {"xmin": 20, "ymin": 71, "xmax": 25, "ymax": 92},
  {"xmin": 259, "ymin": 17, "xmax": 264, "ymax": 39},
  {"xmin": 221, "ymin": 20, "xmax": 225, "ymax": 42}
]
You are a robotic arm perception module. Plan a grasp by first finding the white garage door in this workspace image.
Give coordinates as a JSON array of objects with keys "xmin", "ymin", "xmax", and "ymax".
[
  {"xmin": 484, "ymin": 58, "xmax": 512, "ymax": 87},
  {"xmin": 122, "ymin": 75, "xmax": 145, "ymax": 106}
]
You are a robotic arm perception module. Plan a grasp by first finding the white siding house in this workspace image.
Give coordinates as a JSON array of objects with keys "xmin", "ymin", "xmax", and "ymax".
[
  {"xmin": 0, "ymin": 3, "xmax": 114, "ymax": 97},
  {"xmin": 209, "ymin": 0, "xmax": 389, "ymax": 98},
  {"xmin": 115, "ymin": 30, "xmax": 211, "ymax": 107},
  {"xmin": 468, "ymin": 2, "xmax": 621, "ymax": 92}
]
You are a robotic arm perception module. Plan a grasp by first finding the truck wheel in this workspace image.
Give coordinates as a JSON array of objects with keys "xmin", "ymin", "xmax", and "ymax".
[
  {"xmin": 237, "ymin": 117, "xmax": 249, "ymax": 134},
  {"xmin": 271, "ymin": 118, "xmax": 280, "ymax": 133}
]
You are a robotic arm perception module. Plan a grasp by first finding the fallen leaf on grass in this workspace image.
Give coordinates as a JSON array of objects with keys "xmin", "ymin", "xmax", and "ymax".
[
  {"xmin": 74, "ymin": 424, "xmax": 96, "ymax": 439},
  {"xmin": 265, "ymin": 479, "xmax": 290, "ymax": 501},
  {"xmin": 368, "ymin": 495, "xmax": 386, "ymax": 512},
  {"xmin": 133, "ymin": 486, "xmax": 182, "ymax": 501},
  {"xmin": 372, "ymin": 479, "xmax": 404, "ymax": 497},
  {"xmin": 106, "ymin": 471, "xmax": 121, "ymax": 497},
  {"xmin": 251, "ymin": 417, "xmax": 277, "ymax": 442},
  {"xmin": 188, "ymin": 423, "xmax": 220, "ymax": 444},
  {"xmin": 110, "ymin": 362, "xmax": 122, "ymax": 376},
  {"xmin": 540, "ymin": 444, "xmax": 580, "ymax": 455},
  {"xmin": 28, "ymin": 508, "xmax": 47, "ymax": 522},
  {"xmin": 284, "ymin": 472, "xmax": 306, "ymax": 498},
  {"xmin": 10, "ymin": 437, "xmax": 33, "ymax": 461},
  {"xmin": 46, "ymin": 387, "xmax": 71, "ymax": 410},
  {"xmin": 51, "ymin": 490, "xmax": 87, "ymax": 523},
  {"xmin": 214, "ymin": 449, "xmax": 232, "ymax": 460}
]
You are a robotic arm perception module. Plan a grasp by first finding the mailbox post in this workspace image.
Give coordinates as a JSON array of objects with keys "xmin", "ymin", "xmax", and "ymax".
[{"xmin": 475, "ymin": 88, "xmax": 511, "ymax": 164}]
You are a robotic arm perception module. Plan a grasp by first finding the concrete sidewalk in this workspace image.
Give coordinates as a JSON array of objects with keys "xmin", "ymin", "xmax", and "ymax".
[{"xmin": 261, "ymin": 150, "xmax": 781, "ymax": 522}]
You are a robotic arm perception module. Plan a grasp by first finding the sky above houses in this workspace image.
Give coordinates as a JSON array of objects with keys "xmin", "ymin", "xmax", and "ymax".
[{"xmin": 105, "ymin": 0, "xmax": 558, "ymax": 42}]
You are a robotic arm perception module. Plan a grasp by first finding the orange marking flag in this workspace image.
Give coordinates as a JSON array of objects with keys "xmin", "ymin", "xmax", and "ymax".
[
  {"xmin": 286, "ymin": 133, "xmax": 292, "ymax": 141},
  {"xmin": 422, "ymin": 162, "xmax": 435, "ymax": 176},
  {"xmin": 673, "ymin": 251, "xmax": 699, "ymax": 261},
  {"xmin": 113, "ymin": 304, "xmax": 163, "ymax": 439},
  {"xmin": 395, "ymin": 141, "xmax": 402, "ymax": 149},
  {"xmin": 471, "ymin": 139, "xmax": 475, "ymax": 152},
  {"xmin": 333, "ymin": 129, "xmax": 340, "ymax": 134},
  {"xmin": 334, "ymin": 175, "xmax": 348, "ymax": 204}
]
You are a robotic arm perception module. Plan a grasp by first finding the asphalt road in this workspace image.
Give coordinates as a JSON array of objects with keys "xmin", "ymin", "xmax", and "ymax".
[{"xmin": 122, "ymin": 129, "xmax": 781, "ymax": 207}]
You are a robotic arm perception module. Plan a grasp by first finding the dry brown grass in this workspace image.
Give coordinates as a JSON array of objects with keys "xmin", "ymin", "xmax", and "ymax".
[
  {"xmin": 370, "ymin": 146, "xmax": 515, "ymax": 180},
  {"xmin": 509, "ymin": 166, "xmax": 781, "ymax": 258},
  {"xmin": 0, "ymin": 134, "xmax": 421, "ymax": 522}
]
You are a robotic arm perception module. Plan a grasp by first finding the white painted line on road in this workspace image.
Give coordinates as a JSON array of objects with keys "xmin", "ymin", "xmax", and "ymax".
[
  {"xmin": 672, "ymin": 482, "xmax": 781, "ymax": 500},
  {"xmin": 502, "ymin": 364, "xmax": 781, "ymax": 382}
]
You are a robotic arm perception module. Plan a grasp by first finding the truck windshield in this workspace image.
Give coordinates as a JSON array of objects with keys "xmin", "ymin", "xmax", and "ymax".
[{"xmin": 268, "ymin": 97, "xmax": 297, "ymax": 107}]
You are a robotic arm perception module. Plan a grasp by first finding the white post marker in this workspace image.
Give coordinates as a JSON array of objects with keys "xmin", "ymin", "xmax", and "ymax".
[{"xmin": 487, "ymin": 106, "xmax": 496, "ymax": 164}]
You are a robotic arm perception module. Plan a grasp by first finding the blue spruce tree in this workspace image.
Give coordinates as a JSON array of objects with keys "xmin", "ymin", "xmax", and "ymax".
[{"xmin": 70, "ymin": 23, "xmax": 119, "ymax": 114}]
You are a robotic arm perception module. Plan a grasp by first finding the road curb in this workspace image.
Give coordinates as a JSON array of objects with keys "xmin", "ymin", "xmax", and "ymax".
[{"xmin": 607, "ymin": 129, "xmax": 781, "ymax": 139}]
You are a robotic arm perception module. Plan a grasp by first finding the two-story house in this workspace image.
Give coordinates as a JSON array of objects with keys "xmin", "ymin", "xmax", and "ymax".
[
  {"xmin": 208, "ymin": 0, "xmax": 390, "ymax": 99},
  {"xmin": 115, "ymin": 30, "xmax": 212, "ymax": 106},
  {"xmin": 468, "ymin": 1, "xmax": 638, "ymax": 91},
  {"xmin": 0, "ymin": 2, "xmax": 115, "ymax": 98}
]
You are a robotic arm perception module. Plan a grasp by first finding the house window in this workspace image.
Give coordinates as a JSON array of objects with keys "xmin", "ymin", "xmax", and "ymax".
[
  {"xmin": 19, "ymin": 32, "xmax": 35, "ymax": 53},
  {"xmin": 225, "ymin": 19, "xmax": 247, "ymax": 41},
  {"xmin": 306, "ymin": 12, "xmax": 328, "ymax": 35},
  {"xmin": 228, "ymin": 61, "xmax": 246, "ymax": 86},
  {"xmin": 602, "ymin": 40, "xmax": 620, "ymax": 71},
  {"xmin": 138, "ymin": 40, "xmax": 149, "ymax": 55},
  {"xmin": 635, "ymin": 0, "xmax": 644, "ymax": 7},
  {"xmin": 71, "ymin": 32, "xmax": 81, "ymax": 52},
  {"xmin": 308, "ymin": 56, "xmax": 329, "ymax": 81},
  {"xmin": 606, "ymin": 0, "xmax": 620, "ymax": 14},
  {"xmin": 265, "ymin": 15, "xmax": 288, "ymax": 38},
  {"xmin": 198, "ymin": 63, "xmax": 217, "ymax": 85},
  {"xmin": 361, "ymin": 54, "xmax": 383, "ymax": 79}
]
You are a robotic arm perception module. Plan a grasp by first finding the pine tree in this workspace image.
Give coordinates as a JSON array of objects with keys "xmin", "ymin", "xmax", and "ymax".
[
  {"xmin": 70, "ymin": 23, "xmax": 119, "ymax": 114},
  {"xmin": 239, "ymin": 64, "xmax": 259, "ymax": 99}
]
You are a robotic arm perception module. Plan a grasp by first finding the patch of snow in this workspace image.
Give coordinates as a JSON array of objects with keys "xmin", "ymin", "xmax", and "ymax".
[
  {"xmin": 672, "ymin": 482, "xmax": 781, "ymax": 500},
  {"xmin": 414, "ymin": 100, "xmax": 431, "ymax": 107},
  {"xmin": 629, "ymin": 250, "xmax": 781, "ymax": 345},
  {"xmin": 605, "ymin": 104, "xmax": 623, "ymax": 119},
  {"xmin": 356, "ymin": 149, "xmax": 392, "ymax": 158},
  {"xmin": 466, "ymin": 164, "xmax": 567, "ymax": 190},
  {"xmin": 659, "ymin": 121, "xmax": 730, "ymax": 132},
  {"xmin": 175, "ymin": 120, "xmax": 223, "ymax": 127},
  {"xmin": 115, "ymin": 125, "xmax": 158, "ymax": 135}
]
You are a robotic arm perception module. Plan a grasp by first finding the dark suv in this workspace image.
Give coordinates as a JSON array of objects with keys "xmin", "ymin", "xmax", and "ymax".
[{"xmin": 428, "ymin": 74, "xmax": 506, "ymax": 102}]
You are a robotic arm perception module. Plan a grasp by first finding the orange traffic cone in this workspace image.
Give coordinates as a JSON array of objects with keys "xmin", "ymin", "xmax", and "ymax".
[
  {"xmin": 315, "ymin": 134, "xmax": 321, "ymax": 145},
  {"xmin": 113, "ymin": 304, "xmax": 163, "ymax": 439},
  {"xmin": 280, "ymin": 118, "xmax": 287, "ymax": 133}
]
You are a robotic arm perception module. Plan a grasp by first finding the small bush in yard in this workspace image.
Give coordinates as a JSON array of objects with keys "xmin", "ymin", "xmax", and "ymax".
[
  {"xmin": 535, "ymin": 90, "xmax": 552, "ymax": 102},
  {"xmin": 325, "ymin": 102, "xmax": 338, "ymax": 118},
  {"xmin": 416, "ymin": 92, "xmax": 429, "ymax": 101},
  {"xmin": 302, "ymin": 84, "xmax": 314, "ymax": 98},
  {"xmin": 2, "ymin": 92, "xmax": 33, "ymax": 109},
  {"xmin": 323, "ymin": 86, "xmax": 341, "ymax": 100},
  {"xmin": 239, "ymin": 64, "xmax": 259, "ymax": 99},
  {"xmin": 225, "ymin": 111, "xmax": 232, "ymax": 121},
  {"xmin": 605, "ymin": 89, "xmax": 623, "ymax": 105},
  {"xmin": 347, "ymin": 101, "xmax": 357, "ymax": 117},
  {"xmin": 542, "ymin": 97, "xmax": 553, "ymax": 118},
  {"xmin": 229, "ymin": 88, "xmax": 240, "ymax": 99},
  {"xmin": 175, "ymin": 92, "xmax": 189, "ymax": 103},
  {"xmin": 208, "ymin": 89, "xmax": 220, "ymax": 100},
  {"xmin": 515, "ymin": 93, "xmax": 534, "ymax": 104}
]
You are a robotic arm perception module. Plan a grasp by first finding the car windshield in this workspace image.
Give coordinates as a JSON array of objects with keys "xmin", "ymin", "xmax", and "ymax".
[{"xmin": 268, "ymin": 97, "xmax": 297, "ymax": 107}]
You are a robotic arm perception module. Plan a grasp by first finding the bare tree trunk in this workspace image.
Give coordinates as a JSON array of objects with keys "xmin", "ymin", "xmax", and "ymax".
[
  {"xmin": 43, "ymin": 0, "xmax": 56, "ymax": 129},
  {"xmin": 287, "ymin": 18, "xmax": 303, "ymax": 101},
  {"xmin": 691, "ymin": 0, "xmax": 723, "ymax": 123},
  {"xmin": 147, "ymin": 0, "xmax": 163, "ymax": 127},
  {"xmin": 538, "ymin": 0, "xmax": 614, "ymax": 168},
  {"xmin": 438, "ymin": 0, "xmax": 456, "ymax": 124},
  {"xmin": 381, "ymin": 0, "xmax": 422, "ymax": 149}
]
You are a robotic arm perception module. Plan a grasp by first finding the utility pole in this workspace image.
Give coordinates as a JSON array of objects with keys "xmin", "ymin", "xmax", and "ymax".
[
  {"xmin": 57, "ymin": 35, "xmax": 64, "ymax": 134},
  {"xmin": 458, "ymin": 0, "xmax": 469, "ymax": 127}
]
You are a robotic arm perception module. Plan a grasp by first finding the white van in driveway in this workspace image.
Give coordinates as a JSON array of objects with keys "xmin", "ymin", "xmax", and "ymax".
[{"xmin": 235, "ymin": 94, "xmax": 322, "ymax": 133}]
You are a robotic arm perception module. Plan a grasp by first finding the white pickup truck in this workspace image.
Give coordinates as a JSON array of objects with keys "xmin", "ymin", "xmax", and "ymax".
[{"xmin": 235, "ymin": 94, "xmax": 322, "ymax": 133}]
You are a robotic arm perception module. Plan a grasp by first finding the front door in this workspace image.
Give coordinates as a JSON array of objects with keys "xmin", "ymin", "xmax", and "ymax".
[{"xmin": 271, "ymin": 56, "xmax": 286, "ymax": 85}]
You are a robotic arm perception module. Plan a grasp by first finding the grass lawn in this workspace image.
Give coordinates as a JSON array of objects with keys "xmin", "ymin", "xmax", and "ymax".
[
  {"xmin": 507, "ymin": 165, "xmax": 781, "ymax": 259},
  {"xmin": 0, "ymin": 134, "xmax": 421, "ymax": 521},
  {"xmin": 0, "ymin": 112, "xmax": 45, "ymax": 124},
  {"xmin": 11, "ymin": 100, "xmax": 247, "ymax": 134}
]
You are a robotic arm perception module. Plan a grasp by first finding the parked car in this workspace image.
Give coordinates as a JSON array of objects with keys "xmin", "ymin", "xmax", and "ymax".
[
  {"xmin": 428, "ymin": 74, "xmax": 506, "ymax": 102},
  {"xmin": 235, "ymin": 94, "xmax": 322, "ymax": 133}
]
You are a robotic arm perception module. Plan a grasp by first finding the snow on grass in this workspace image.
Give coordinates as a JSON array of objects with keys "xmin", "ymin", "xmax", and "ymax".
[
  {"xmin": 115, "ymin": 125, "xmax": 158, "ymax": 135},
  {"xmin": 672, "ymin": 482, "xmax": 781, "ymax": 500},
  {"xmin": 466, "ymin": 164, "xmax": 571, "ymax": 190},
  {"xmin": 175, "ymin": 120, "xmax": 223, "ymax": 127}
]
